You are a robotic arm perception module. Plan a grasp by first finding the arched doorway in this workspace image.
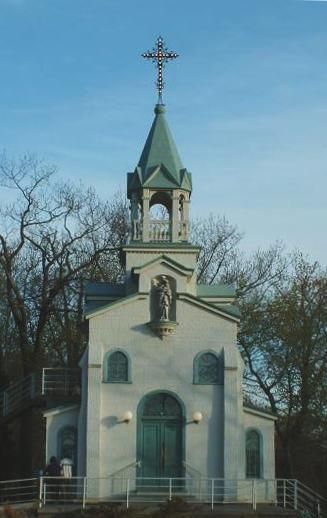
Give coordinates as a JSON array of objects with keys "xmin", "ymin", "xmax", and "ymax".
[{"xmin": 137, "ymin": 391, "xmax": 184, "ymax": 481}]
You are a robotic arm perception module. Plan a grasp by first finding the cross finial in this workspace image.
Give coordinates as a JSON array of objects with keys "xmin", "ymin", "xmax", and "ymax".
[{"xmin": 142, "ymin": 36, "xmax": 178, "ymax": 104}]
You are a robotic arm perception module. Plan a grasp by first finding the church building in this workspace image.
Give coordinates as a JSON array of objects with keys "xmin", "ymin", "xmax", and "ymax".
[{"xmin": 43, "ymin": 39, "xmax": 276, "ymax": 501}]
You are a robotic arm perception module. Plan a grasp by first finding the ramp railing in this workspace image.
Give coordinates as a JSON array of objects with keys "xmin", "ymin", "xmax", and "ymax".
[{"xmin": 0, "ymin": 476, "xmax": 324, "ymax": 516}]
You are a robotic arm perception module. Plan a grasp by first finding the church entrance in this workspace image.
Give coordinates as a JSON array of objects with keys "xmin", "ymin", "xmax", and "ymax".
[{"xmin": 138, "ymin": 392, "xmax": 184, "ymax": 484}]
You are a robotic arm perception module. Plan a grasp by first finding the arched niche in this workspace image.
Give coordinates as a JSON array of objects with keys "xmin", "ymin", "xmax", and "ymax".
[{"xmin": 150, "ymin": 274, "xmax": 176, "ymax": 323}]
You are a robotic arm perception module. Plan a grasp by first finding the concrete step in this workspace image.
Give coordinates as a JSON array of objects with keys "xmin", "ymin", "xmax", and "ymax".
[{"xmin": 38, "ymin": 502, "xmax": 298, "ymax": 517}]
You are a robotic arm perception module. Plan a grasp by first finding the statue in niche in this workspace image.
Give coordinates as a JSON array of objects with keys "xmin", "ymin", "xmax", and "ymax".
[
  {"xmin": 179, "ymin": 195, "xmax": 184, "ymax": 220},
  {"xmin": 153, "ymin": 276, "xmax": 172, "ymax": 321},
  {"xmin": 130, "ymin": 193, "xmax": 139, "ymax": 221}
]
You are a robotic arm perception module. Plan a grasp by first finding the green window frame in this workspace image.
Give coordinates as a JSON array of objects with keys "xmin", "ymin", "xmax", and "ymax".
[
  {"xmin": 57, "ymin": 426, "xmax": 77, "ymax": 470},
  {"xmin": 246, "ymin": 429, "xmax": 262, "ymax": 478},
  {"xmin": 103, "ymin": 349, "xmax": 131, "ymax": 383},
  {"xmin": 193, "ymin": 350, "xmax": 222, "ymax": 384}
]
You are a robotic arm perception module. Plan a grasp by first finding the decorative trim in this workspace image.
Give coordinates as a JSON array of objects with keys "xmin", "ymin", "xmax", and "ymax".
[
  {"xmin": 243, "ymin": 406, "xmax": 277, "ymax": 421},
  {"xmin": 43, "ymin": 404, "xmax": 79, "ymax": 417},
  {"xmin": 178, "ymin": 294, "xmax": 240, "ymax": 322},
  {"xmin": 148, "ymin": 320, "xmax": 178, "ymax": 339},
  {"xmin": 85, "ymin": 293, "xmax": 147, "ymax": 319},
  {"xmin": 133, "ymin": 254, "xmax": 194, "ymax": 276}
]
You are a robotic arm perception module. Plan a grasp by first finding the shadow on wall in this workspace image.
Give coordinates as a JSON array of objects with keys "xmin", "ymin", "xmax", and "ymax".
[
  {"xmin": 130, "ymin": 323, "xmax": 153, "ymax": 336},
  {"xmin": 101, "ymin": 416, "xmax": 119, "ymax": 429}
]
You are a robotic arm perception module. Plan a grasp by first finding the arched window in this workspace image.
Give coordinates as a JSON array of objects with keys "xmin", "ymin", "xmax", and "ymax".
[
  {"xmin": 104, "ymin": 350, "xmax": 130, "ymax": 383},
  {"xmin": 246, "ymin": 429, "xmax": 261, "ymax": 478},
  {"xmin": 58, "ymin": 426, "xmax": 77, "ymax": 467},
  {"xmin": 194, "ymin": 351, "xmax": 222, "ymax": 384}
]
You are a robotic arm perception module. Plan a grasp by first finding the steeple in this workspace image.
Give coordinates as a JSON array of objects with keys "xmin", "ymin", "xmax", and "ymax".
[
  {"xmin": 138, "ymin": 104, "xmax": 184, "ymax": 186},
  {"xmin": 127, "ymin": 104, "xmax": 192, "ymax": 244}
]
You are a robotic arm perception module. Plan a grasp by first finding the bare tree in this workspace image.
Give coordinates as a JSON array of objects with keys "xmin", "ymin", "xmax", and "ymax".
[
  {"xmin": 239, "ymin": 253, "xmax": 327, "ymax": 485},
  {"xmin": 0, "ymin": 153, "xmax": 128, "ymax": 375}
]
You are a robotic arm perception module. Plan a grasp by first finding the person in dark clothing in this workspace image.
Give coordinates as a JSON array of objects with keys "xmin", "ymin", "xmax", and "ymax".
[
  {"xmin": 45, "ymin": 456, "xmax": 61, "ymax": 476},
  {"xmin": 44, "ymin": 456, "xmax": 61, "ymax": 500}
]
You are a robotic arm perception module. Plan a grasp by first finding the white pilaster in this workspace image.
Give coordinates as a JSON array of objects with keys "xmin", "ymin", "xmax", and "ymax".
[
  {"xmin": 171, "ymin": 192, "xmax": 180, "ymax": 242},
  {"xmin": 142, "ymin": 190, "xmax": 150, "ymax": 242}
]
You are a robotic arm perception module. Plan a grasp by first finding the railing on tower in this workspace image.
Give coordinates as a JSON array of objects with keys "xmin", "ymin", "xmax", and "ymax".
[
  {"xmin": 131, "ymin": 219, "xmax": 189, "ymax": 242},
  {"xmin": 149, "ymin": 219, "xmax": 170, "ymax": 241}
]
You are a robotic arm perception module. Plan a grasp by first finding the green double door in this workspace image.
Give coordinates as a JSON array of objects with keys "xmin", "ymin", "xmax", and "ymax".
[
  {"xmin": 141, "ymin": 420, "xmax": 183, "ymax": 479},
  {"xmin": 139, "ymin": 392, "xmax": 184, "ymax": 484}
]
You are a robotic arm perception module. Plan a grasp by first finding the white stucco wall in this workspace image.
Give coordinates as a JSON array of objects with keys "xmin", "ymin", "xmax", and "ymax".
[
  {"xmin": 86, "ymin": 294, "xmax": 241, "ymax": 482},
  {"xmin": 77, "ymin": 350, "xmax": 88, "ymax": 476}
]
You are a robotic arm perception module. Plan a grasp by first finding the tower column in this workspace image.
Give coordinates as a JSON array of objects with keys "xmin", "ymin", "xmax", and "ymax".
[
  {"xmin": 172, "ymin": 192, "xmax": 180, "ymax": 241},
  {"xmin": 182, "ymin": 196, "xmax": 190, "ymax": 241},
  {"xmin": 142, "ymin": 190, "xmax": 150, "ymax": 242}
]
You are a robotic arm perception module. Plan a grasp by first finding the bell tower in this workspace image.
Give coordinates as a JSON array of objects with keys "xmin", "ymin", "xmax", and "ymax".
[
  {"xmin": 123, "ymin": 37, "xmax": 200, "ymax": 294},
  {"xmin": 127, "ymin": 104, "xmax": 192, "ymax": 244}
]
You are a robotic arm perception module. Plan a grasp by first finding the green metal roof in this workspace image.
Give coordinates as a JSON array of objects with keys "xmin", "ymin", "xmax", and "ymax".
[
  {"xmin": 84, "ymin": 281, "xmax": 126, "ymax": 298},
  {"xmin": 127, "ymin": 105, "xmax": 192, "ymax": 195},
  {"xmin": 197, "ymin": 283, "xmax": 236, "ymax": 298}
]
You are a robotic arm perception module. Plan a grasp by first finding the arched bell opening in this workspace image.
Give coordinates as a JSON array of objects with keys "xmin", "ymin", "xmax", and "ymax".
[{"xmin": 149, "ymin": 191, "xmax": 172, "ymax": 242}]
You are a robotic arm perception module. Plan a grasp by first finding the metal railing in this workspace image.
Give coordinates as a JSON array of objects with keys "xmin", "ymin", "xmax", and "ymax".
[
  {"xmin": 0, "ymin": 478, "xmax": 39, "ymax": 505},
  {"xmin": 41, "ymin": 368, "xmax": 80, "ymax": 396},
  {"xmin": 0, "ymin": 476, "xmax": 324, "ymax": 516},
  {"xmin": 276, "ymin": 479, "xmax": 325, "ymax": 517},
  {"xmin": 107, "ymin": 460, "xmax": 141, "ymax": 478},
  {"xmin": 0, "ymin": 368, "xmax": 80, "ymax": 418}
]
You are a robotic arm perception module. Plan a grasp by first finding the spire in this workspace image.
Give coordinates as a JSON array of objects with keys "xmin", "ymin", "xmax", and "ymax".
[
  {"xmin": 138, "ymin": 104, "xmax": 184, "ymax": 185},
  {"xmin": 127, "ymin": 104, "xmax": 192, "ymax": 194}
]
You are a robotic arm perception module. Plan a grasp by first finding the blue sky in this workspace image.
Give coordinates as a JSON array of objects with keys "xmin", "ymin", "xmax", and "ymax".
[{"xmin": 0, "ymin": 0, "xmax": 326, "ymax": 263}]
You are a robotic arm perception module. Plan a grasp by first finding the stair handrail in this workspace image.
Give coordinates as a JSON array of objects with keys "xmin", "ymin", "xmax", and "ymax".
[
  {"xmin": 108, "ymin": 460, "xmax": 141, "ymax": 478},
  {"xmin": 279, "ymin": 479, "xmax": 326, "ymax": 518},
  {"xmin": 182, "ymin": 460, "xmax": 204, "ymax": 478},
  {"xmin": 296, "ymin": 479, "xmax": 326, "ymax": 503}
]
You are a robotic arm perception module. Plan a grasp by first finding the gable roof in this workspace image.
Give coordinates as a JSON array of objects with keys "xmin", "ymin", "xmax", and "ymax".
[
  {"xmin": 197, "ymin": 283, "xmax": 236, "ymax": 298},
  {"xmin": 84, "ymin": 281, "xmax": 126, "ymax": 298},
  {"xmin": 132, "ymin": 254, "xmax": 194, "ymax": 277},
  {"xmin": 84, "ymin": 281, "xmax": 127, "ymax": 315}
]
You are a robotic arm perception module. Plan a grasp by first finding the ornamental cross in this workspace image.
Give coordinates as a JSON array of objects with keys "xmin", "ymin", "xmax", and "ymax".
[{"xmin": 142, "ymin": 36, "xmax": 178, "ymax": 104}]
